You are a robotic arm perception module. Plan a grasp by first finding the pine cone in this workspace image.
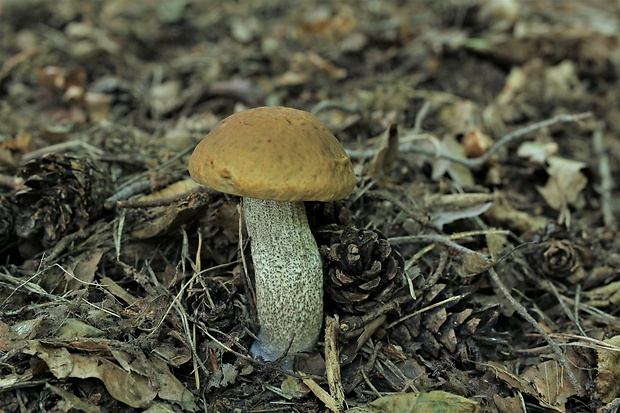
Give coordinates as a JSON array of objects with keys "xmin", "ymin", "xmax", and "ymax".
[
  {"xmin": 318, "ymin": 226, "xmax": 405, "ymax": 315},
  {"xmin": 539, "ymin": 239, "xmax": 578, "ymax": 277},
  {"xmin": 14, "ymin": 154, "xmax": 112, "ymax": 247},
  {"xmin": 390, "ymin": 283, "xmax": 506, "ymax": 362}
]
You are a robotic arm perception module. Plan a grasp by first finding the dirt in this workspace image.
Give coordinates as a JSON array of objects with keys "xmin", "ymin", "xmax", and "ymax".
[{"xmin": 1, "ymin": 1, "xmax": 620, "ymax": 412}]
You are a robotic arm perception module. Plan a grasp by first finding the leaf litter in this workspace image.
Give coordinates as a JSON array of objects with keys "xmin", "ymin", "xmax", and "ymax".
[{"xmin": 0, "ymin": 1, "xmax": 620, "ymax": 412}]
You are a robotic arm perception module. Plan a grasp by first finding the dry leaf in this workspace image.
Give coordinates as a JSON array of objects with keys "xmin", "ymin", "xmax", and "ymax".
[
  {"xmin": 424, "ymin": 192, "xmax": 494, "ymax": 230},
  {"xmin": 25, "ymin": 341, "xmax": 197, "ymax": 411},
  {"xmin": 368, "ymin": 123, "xmax": 399, "ymax": 178},
  {"xmin": 280, "ymin": 376, "xmax": 311, "ymax": 399},
  {"xmin": 583, "ymin": 280, "xmax": 620, "ymax": 307},
  {"xmin": 596, "ymin": 335, "xmax": 620, "ymax": 403},
  {"xmin": 131, "ymin": 189, "xmax": 209, "ymax": 239},
  {"xmin": 493, "ymin": 394, "xmax": 525, "ymax": 413},
  {"xmin": 462, "ymin": 128, "xmax": 494, "ymax": 158},
  {"xmin": 346, "ymin": 390, "xmax": 479, "ymax": 413},
  {"xmin": 432, "ymin": 135, "xmax": 474, "ymax": 187},
  {"xmin": 142, "ymin": 402, "xmax": 182, "ymax": 413},
  {"xmin": 136, "ymin": 179, "xmax": 199, "ymax": 202},
  {"xmin": 430, "ymin": 202, "xmax": 493, "ymax": 231},
  {"xmin": 484, "ymin": 192, "xmax": 549, "ymax": 234},
  {"xmin": 72, "ymin": 249, "xmax": 104, "ymax": 284},
  {"xmin": 85, "ymin": 92, "xmax": 112, "ymax": 122},
  {"xmin": 496, "ymin": 66, "xmax": 526, "ymax": 106},
  {"xmin": 207, "ymin": 363, "xmax": 239, "ymax": 390},
  {"xmin": 517, "ymin": 141, "xmax": 559, "ymax": 164},
  {"xmin": 0, "ymin": 321, "xmax": 11, "ymax": 352},
  {"xmin": 537, "ymin": 156, "xmax": 588, "ymax": 211},
  {"xmin": 0, "ymin": 318, "xmax": 42, "ymax": 352},
  {"xmin": 488, "ymin": 361, "xmax": 538, "ymax": 397},
  {"xmin": 47, "ymin": 383, "xmax": 102, "ymax": 413},
  {"xmin": 56, "ymin": 318, "xmax": 105, "ymax": 340},
  {"xmin": 489, "ymin": 352, "xmax": 587, "ymax": 413},
  {"xmin": 543, "ymin": 60, "xmax": 584, "ymax": 101},
  {"xmin": 458, "ymin": 253, "xmax": 491, "ymax": 276},
  {"xmin": 521, "ymin": 360, "xmax": 576, "ymax": 411},
  {"xmin": 150, "ymin": 357, "xmax": 197, "ymax": 411},
  {"xmin": 150, "ymin": 80, "xmax": 181, "ymax": 118}
]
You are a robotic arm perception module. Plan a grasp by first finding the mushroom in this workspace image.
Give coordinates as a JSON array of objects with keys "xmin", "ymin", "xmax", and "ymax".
[{"xmin": 188, "ymin": 106, "xmax": 355, "ymax": 362}]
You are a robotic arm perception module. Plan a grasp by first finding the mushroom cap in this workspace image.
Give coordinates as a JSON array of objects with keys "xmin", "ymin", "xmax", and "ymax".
[{"xmin": 188, "ymin": 106, "xmax": 355, "ymax": 202}]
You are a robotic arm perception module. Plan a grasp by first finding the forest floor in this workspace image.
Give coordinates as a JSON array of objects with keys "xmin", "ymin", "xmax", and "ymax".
[{"xmin": 1, "ymin": 1, "xmax": 620, "ymax": 412}]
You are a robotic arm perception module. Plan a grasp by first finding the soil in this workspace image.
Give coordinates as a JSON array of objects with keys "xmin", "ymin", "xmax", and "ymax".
[{"xmin": 1, "ymin": 1, "xmax": 620, "ymax": 412}]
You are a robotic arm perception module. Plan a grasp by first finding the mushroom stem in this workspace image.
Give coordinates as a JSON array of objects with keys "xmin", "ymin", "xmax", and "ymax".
[{"xmin": 243, "ymin": 197, "xmax": 323, "ymax": 361}]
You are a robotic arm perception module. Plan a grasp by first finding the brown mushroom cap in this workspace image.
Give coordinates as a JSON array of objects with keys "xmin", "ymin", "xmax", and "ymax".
[{"xmin": 189, "ymin": 106, "xmax": 355, "ymax": 202}]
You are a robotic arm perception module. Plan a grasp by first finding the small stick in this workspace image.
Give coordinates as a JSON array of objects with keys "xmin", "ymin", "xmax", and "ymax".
[
  {"xmin": 592, "ymin": 128, "xmax": 615, "ymax": 226},
  {"xmin": 488, "ymin": 266, "xmax": 583, "ymax": 394},
  {"xmin": 21, "ymin": 140, "xmax": 104, "ymax": 162},
  {"xmin": 113, "ymin": 186, "xmax": 212, "ymax": 209},
  {"xmin": 347, "ymin": 111, "xmax": 593, "ymax": 170},
  {"xmin": 104, "ymin": 180, "xmax": 152, "ymax": 209},
  {"xmin": 301, "ymin": 375, "xmax": 343, "ymax": 413},
  {"xmin": 324, "ymin": 316, "xmax": 346, "ymax": 412}
]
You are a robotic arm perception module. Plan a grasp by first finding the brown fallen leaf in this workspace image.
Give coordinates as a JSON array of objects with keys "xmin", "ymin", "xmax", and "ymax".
[
  {"xmin": 521, "ymin": 360, "xmax": 579, "ymax": 411},
  {"xmin": 596, "ymin": 335, "xmax": 620, "ymax": 403},
  {"xmin": 583, "ymin": 280, "xmax": 620, "ymax": 307},
  {"xmin": 25, "ymin": 341, "xmax": 197, "ymax": 411},
  {"xmin": 368, "ymin": 123, "xmax": 399, "ymax": 178},
  {"xmin": 131, "ymin": 189, "xmax": 210, "ymax": 239},
  {"xmin": 345, "ymin": 390, "xmax": 479, "ymax": 413},
  {"xmin": 489, "ymin": 350, "xmax": 587, "ymax": 413},
  {"xmin": 517, "ymin": 141, "xmax": 559, "ymax": 165},
  {"xmin": 461, "ymin": 128, "xmax": 495, "ymax": 158},
  {"xmin": 431, "ymin": 135, "xmax": 475, "ymax": 187},
  {"xmin": 47, "ymin": 383, "xmax": 102, "ymax": 413},
  {"xmin": 492, "ymin": 394, "xmax": 525, "ymax": 413},
  {"xmin": 537, "ymin": 156, "xmax": 588, "ymax": 225}
]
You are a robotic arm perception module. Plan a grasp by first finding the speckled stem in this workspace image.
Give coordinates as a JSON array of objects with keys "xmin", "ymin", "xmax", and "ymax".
[{"xmin": 243, "ymin": 198, "xmax": 323, "ymax": 361}]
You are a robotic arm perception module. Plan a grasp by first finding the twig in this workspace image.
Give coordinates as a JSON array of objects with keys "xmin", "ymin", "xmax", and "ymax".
[
  {"xmin": 488, "ymin": 267, "xmax": 583, "ymax": 394},
  {"xmin": 39, "ymin": 228, "xmax": 90, "ymax": 264},
  {"xmin": 325, "ymin": 316, "xmax": 346, "ymax": 411},
  {"xmin": 21, "ymin": 140, "xmax": 105, "ymax": 162},
  {"xmin": 425, "ymin": 247, "xmax": 448, "ymax": 289},
  {"xmin": 0, "ymin": 264, "xmax": 69, "ymax": 307},
  {"xmin": 389, "ymin": 229, "xmax": 513, "ymax": 245},
  {"xmin": 592, "ymin": 128, "xmax": 615, "ymax": 226},
  {"xmin": 385, "ymin": 295, "xmax": 465, "ymax": 329},
  {"xmin": 456, "ymin": 111, "xmax": 591, "ymax": 169},
  {"xmin": 347, "ymin": 111, "xmax": 593, "ymax": 170},
  {"xmin": 601, "ymin": 397, "xmax": 620, "ymax": 413},
  {"xmin": 546, "ymin": 281, "xmax": 587, "ymax": 337},
  {"xmin": 345, "ymin": 341, "xmax": 383, "ymax": 394},
  {"xmin": 412, "ymin": 101, "xmax": 431, "ymax": 134},
  {"xmin": 340, "ymin": 295, "xmax": 412, "ymax": 335},
  {"xmin": 238, "ymin": 203, "xmax": 258, "ymax": 328},
  {"xmin": 361, "ymin": 368, "xmax": 382, "ymax": 398},
  {"xmin": 301, "ymin": 375, "xmax": 343, "ymax": 413},
  {"xmin": 104, "ymin": 180, "xmax": 152, "ymax": 209},
  {"xmin": 112, "ymin": 186, "xmax": 213, "ymax": 209},
  {"xmin": 311, "ymin": 100, "xmax": 359, "ymax": 116},
  {"xmin": 110, "ymin": 143, "xmax": 195, "ymax": 199}
]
